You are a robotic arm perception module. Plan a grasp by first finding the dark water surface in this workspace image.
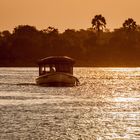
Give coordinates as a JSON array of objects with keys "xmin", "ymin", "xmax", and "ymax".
[{"xmin": 0, "ymin": 67, "xmax": 140, "ymax": 140}]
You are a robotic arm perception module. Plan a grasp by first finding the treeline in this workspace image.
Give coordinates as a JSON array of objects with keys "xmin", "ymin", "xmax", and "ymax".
[{"xmin": 1, "ymin": 15, "xmax": 140, "ymax": 67}]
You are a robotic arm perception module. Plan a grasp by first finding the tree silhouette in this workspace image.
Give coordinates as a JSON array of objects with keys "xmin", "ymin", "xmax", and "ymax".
[
  {"xmin": 13, "ymin": 25, "xmax": 38, "ymax": 36},
  {"xmin": 1, "ymin": 30, "xmax": 11, "ymax": 38},
  {"xmin": 123, "ymin": 18, "xmax": 137, "ymax": 31},
  {"xmin": 91, "ymin": 14, "xmax": 106, "ymax": 32},
  {"xmin": 42, "ymin": 26, "xmax": 58, "ymax": 36}
]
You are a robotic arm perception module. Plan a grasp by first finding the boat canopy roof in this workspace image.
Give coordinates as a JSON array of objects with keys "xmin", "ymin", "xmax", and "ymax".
[{"xmin": 38, "ymin": 56, "xmax": 75, "ymax": 66}]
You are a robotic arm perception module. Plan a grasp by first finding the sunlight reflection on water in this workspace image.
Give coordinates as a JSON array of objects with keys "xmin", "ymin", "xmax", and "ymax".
[
  {"xmin": 0, "ymin": 67, "xmax": 140, "ymax": 140},
  {"xmin": 113, "ymin": 97, "xmax": 140, "ymax": 102}
]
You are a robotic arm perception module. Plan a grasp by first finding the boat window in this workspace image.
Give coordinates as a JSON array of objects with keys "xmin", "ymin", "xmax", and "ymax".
[
  {"xmin": 39, "ymin": 63, "xmax": 73, "ymax": 75},
  {"xmin": 55, "ymin": 64, "xmax": 72, "ymax": 73},
  {"xmin": 39, "ymin": 65, "xmax": 50, "ymax": 75}
]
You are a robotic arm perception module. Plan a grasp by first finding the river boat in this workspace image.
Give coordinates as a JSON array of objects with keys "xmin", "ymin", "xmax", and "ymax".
[{"xmin": 36, "ymin": 56, "xmax": 79, "ymax": 86}]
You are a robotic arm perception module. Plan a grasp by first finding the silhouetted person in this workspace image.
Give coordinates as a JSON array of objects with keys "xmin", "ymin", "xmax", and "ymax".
[{"xmin": 50, "ymin": 66, "xmax": 55, "ymax": 72}]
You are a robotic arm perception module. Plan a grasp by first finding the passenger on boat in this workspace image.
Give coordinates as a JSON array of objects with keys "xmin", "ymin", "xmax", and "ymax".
[{"xmin": 50, "ymin": 66, "xmax": 55, "ymax": 72}]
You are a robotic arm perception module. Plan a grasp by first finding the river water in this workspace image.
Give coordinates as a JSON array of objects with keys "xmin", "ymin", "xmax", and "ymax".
[{"xmin": 0, "ymin": 67, "xmax": 140, "ymax": 140}]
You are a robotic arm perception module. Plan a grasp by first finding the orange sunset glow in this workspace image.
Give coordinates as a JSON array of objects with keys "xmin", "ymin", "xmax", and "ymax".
[
  {"xmin": 1, "ymin": 1, "xmax": 140, "ymax": 139},
  {"xmin": 1, "ymin": 0, "xmax": 140, "ymax": 32}
]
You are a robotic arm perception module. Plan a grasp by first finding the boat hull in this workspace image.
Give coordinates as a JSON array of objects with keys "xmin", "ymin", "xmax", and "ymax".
[{"xmin": 36, "ymin": 72, "xmax": 79, "ymax": 87}]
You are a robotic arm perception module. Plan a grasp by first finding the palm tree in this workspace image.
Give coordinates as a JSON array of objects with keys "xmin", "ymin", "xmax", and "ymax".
[
  {"xmin": 91, "ymin": 14, "xmax": 106, "ymax": 32},
  {"xmin": 123, "ymin": 18, "xmax": 137, "ymax": 31}
]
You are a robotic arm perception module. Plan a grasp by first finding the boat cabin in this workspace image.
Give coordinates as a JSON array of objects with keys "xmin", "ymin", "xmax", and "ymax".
[{"xmin": 37, "ymin": 56, "xmax": 75, "ymax": 76}]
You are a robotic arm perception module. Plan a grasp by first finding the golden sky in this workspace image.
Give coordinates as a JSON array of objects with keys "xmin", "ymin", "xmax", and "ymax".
[{"xmin": 1, "ymin": 0, "xmax": 140, "ymax": 32}]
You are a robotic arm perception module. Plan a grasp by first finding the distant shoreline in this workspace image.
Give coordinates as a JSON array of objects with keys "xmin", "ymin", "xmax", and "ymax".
[{"xmin": 0, "ymin": 65, "xmax": 140, "ymax": 68}]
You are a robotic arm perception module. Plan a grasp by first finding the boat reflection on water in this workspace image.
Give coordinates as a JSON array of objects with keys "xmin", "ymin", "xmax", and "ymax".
[{"xmin": 36, "ymin": 56, "xmax": 80, "ymax": 87}]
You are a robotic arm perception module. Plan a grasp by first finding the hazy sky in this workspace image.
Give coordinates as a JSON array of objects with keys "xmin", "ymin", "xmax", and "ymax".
[{"xmin": 1, "ymin": 0, "xmax": 140, "ymax": 32}]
